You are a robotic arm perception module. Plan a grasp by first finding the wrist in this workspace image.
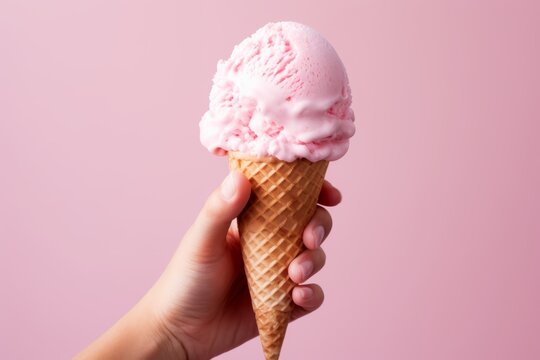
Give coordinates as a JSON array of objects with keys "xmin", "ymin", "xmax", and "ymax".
[
  {"xmin": 75, "ymin": 296, "xmax": 187, "ymax": 360},
  {"xmin": 126, "ymin": 296, "xmax": 188, "ymax": 360}
]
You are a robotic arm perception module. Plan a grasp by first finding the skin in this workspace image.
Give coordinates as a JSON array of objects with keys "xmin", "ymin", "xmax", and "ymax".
[{"xmin": 76, "ymin": 171, "xmax": 341, "ymax": 359}]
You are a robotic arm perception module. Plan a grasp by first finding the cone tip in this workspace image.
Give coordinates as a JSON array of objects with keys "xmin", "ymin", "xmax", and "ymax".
[{"xmin": 255, "ymin": 309, "xmax": 291, "ymax": 360}]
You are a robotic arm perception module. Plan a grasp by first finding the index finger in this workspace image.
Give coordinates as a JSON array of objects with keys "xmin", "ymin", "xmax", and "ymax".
[{"xmin": 318, "ymin": 180, "xmax": 342, "ymax": 207}]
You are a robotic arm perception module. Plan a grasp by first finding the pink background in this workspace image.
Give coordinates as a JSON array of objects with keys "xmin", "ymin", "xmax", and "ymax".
[{"xmin": 1, "ymin": 0, "xmax": 539, "ymax": 359}]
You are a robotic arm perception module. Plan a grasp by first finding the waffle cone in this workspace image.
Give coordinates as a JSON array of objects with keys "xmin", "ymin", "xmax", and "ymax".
[{"xmin": 228, "ymin": 153, "xmax": 328, "ymax": 360}]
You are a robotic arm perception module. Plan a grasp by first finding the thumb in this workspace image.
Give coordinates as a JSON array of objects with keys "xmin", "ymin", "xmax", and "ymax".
[{"xmin": 184, "ymin": 170, "xmax": 251, "ymax": 258}]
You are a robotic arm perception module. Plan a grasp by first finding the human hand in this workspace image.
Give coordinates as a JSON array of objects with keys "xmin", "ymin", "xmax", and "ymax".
[{"xmin": 76, "ymin": 171, "xmax": 341, "ymax": 360}]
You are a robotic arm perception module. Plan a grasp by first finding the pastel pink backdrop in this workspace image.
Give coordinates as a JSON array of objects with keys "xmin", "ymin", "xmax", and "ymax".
[{"xmin": 1, "ymin": 0, "xmax": 539, "ymax": 359}]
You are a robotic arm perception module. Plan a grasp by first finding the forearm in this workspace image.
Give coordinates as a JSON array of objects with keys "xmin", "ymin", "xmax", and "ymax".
[{"xmin": 75, "ymin": 297, "xmax": 186, "ymax": 360}]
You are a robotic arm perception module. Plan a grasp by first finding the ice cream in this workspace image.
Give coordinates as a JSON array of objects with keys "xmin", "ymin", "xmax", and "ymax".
[
  {"xmin": 200, "ymin": 21, "xmax": 355, "ymax": 162},
  {"xmin": 200, "ymin": 21, "xmax": 354, "ymax": 360}
]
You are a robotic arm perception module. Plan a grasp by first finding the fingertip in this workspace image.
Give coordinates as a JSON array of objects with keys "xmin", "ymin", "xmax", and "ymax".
[
  {"xmin": 327, "ymin": 181, "xmax": 342, "ymax": 204},
  {"xmin": 303, "ymin": 207, "xmax": 332, "ymax": 249},
  {"xmin": 332, "ymin": 186, "xmax": 342, "ymax": 204},
  {"xmin": 189, "ymin": 171, "xmax": 251, "ymax": 251},
  {"xmin": 292, "ymin": 286, "xmax": 314, "ymax": 303},
  {"xmin": 318, "ymin": 180, "xmax": 342, "ymax": 206},
  {"xmin": 222, "ymin": 170, "xmax": 251, "ymax": 207},
  {"xmin": 288, "ymin": 262, "xmax": 304, "ymax": 284},
  {"xmin": 312, "ymin": 225, "xmax": 325, "ymax": 249},
  {"xmin": 292, "ymin": 284, "xmax": 324, "ymax": 311},
  {"xmin": 234, "ymin": 170, "xmax": 251, "ymax": 198}
]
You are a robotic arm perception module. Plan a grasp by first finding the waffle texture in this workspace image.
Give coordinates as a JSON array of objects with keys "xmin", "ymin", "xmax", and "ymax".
[{"xmin": 228, "ymin": 153, "xmax": 328, "ymax": 360}]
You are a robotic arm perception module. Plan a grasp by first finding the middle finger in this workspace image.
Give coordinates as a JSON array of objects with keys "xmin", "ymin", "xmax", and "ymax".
[
  {"xmin": 303, "ymin": 206, "xmax": 333, "ymax": 250},
  {"xmin": 288, "ymin": 248, "xmax": 327, "ymax": 284}
]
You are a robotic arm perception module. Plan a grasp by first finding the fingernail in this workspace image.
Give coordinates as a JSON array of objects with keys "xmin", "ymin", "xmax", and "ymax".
[
  {"xmin": 300, "ymin": 287, "xmax": 314, "ymax": 299},
  {"xmin": 221, "ymin": 172, "xmax": 237, "ymax": 201},
  {"xmin": 300, "ymin": 261, "xmax": 313, "ymax": 279},
  {"xmin": 313, "ymin": 226, "xmax": 325, "ymax": 247}
]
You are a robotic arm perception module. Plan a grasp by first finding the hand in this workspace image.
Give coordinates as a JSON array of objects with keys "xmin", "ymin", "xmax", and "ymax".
[{"xmin": 76, "ymin": 171, "xmax": 341, "ymax": 360}]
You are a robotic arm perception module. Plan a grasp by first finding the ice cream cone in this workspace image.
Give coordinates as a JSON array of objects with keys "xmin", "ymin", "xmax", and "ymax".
[{"xmin": 228, "ymin": 152, "xmax": 328, "ymax": 360}]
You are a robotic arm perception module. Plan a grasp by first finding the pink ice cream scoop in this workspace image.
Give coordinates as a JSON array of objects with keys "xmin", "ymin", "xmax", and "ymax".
[{"xmin": 200, "ymin": 21, "xmax": 355, "ymax": 162}]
